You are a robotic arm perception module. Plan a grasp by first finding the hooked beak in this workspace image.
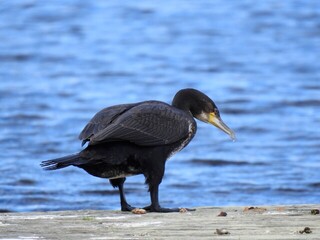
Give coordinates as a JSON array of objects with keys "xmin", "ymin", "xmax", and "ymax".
[{"xmin": 208, "ymin": 112, "xmax": 236, "ymax": 141}]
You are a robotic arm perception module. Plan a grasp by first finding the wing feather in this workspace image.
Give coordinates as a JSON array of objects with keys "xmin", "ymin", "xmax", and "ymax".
[
  {"xmin": 79, "ymin": 103, "xmax": 136, "ymax": 143},
  {"xmin": 89, "ymin": 101, "xmax": 193, "ymax": 146}
]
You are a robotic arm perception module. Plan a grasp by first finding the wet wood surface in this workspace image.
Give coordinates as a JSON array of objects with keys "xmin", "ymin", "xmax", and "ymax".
[{"xmin": 0, "ymin": 204, "xmax": 319, "ymax": 239}]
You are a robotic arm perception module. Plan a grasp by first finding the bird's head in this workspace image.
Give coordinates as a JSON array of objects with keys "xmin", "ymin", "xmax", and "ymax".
[{"xmin": 172, "ymin": 88, "xmax": 236, "ymax": 140}]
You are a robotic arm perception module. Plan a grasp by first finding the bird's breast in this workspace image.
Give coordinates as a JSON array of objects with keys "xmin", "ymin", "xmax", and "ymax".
[{"xmin": 167, "ymin": 119, "xmax": 196, "ymax": 159}]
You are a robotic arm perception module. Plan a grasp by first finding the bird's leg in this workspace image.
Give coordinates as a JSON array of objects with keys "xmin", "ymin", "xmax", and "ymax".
[
  {"xmin": 142, "ymin": 160, "xmax": 180, "ymax": 213},
  {"xmin": 144, "ymin": 183, "xmax": 195, "ymax": 212},
  {"xmin": 141, "ymin": 157, "xmax": 196, "ymax": 213},
  {"xmin": 109, "ymin": 178, "xmax": 135, "ymax": 211},
  {"xmin": 148, "ymin": 184, "xmax": 181, "ymax": 212}
]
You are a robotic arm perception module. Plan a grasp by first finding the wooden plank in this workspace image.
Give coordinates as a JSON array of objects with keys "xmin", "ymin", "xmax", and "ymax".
[{"xmin": 0, "ymin": 205, "xmax": 319, "ymax": 239}]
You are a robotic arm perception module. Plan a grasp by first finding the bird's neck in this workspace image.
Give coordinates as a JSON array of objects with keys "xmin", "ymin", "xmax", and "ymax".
[{"xmin": 172, "ymin": 101, "xmax": 192, "ymax": 115}]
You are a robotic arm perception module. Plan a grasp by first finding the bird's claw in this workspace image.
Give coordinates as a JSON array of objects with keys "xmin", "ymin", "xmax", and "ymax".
[
  {"xmin": 121, "ymin": 203, "xmax": 136, "ymax": 211},
  {"xmin": 143, "ymin": 205, "xmax": 195, "ymax": 213}
]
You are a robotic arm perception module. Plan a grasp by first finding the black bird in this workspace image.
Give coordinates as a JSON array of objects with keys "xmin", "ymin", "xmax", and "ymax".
[{"xmin": 41, "ymin": 88, "xmax": 235, "ymax": 212}]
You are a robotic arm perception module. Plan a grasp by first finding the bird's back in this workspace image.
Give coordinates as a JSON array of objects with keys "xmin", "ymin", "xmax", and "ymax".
[
  {"xmin": 79, "ymin": 101, "xmax": 196, "ymax": 147},
  {"xmin": 79, "ymin": 103, "xmax": 137, "ymax": 145}
]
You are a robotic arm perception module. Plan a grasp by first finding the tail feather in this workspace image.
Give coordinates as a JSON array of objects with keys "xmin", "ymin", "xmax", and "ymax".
[{"xmin": 41, "ymin": 154, "xmax": 81, "ymax": 170}]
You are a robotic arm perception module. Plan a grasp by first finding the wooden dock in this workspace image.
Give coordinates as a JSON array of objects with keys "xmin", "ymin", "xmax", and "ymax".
[{"xmin": 0, "ymin": 204, "xmax": 319, "ymax": 239}]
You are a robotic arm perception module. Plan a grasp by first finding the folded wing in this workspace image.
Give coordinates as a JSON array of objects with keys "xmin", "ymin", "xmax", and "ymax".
[
  {"xmin": 79, "ymin": 103, "xmax": 136, "ymax": 146},
  {"xmin": 87, "ymin": 101, "xmax": 192, "ymax": 146}
]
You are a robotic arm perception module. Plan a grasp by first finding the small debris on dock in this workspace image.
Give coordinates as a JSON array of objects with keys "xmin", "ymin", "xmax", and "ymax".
[
  {"xmin": 131, "ymin": 208, "xmax": 147, "ymax": 214},
  {"xmin": 216, "ymin": 228, "xmax": 230, "ymax": 235},
  {"xmin": 179, "ymin": 208, "xmax": 188, "ymax": 213},
  {"xmin": 244, "ymin": 206, "xmax": 267, "ymax": 213},
  {"xmin": 275, "ymin": 207, "xmax": 285, "ymax": 211},
  {"xmin": 217, "ymin": 211, "xmax": 227, "ymax": 217},
  {"xmin": 299, "ymin": 227, "xmax": 312, "ymax": 234},
  {"xmin": 311, "ymin": 209, "xmax": 319, "ymax": 215}
]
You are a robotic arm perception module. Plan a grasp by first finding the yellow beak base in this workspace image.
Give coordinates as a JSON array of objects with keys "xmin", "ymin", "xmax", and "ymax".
[{"xmin": 208, "ymin": 112, "xmax": 236, "ymax": 140}]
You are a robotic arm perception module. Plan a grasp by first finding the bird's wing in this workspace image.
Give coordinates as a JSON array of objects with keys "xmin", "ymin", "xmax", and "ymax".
[
  {"xmin": 89, "ymin": 101, "xmax": 193, "ymax": 146},
  {"xmin": 79, "ymin": 103, "xmax": 137, "ymax": 145}
]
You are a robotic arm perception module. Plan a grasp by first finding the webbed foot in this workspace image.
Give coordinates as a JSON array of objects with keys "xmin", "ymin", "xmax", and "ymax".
[
  {"xmin": 143, "ymin": 205, "xmax": 196, "ymax": 213},
  {"xmin": 121, "ymin": 203, "xmax": 136, "ymax": 212}
]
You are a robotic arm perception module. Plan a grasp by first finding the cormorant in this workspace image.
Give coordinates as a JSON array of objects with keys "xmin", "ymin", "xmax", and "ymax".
[{"xmin": 41, "ymin": 88, "xmax": 235, "ymax": 212}]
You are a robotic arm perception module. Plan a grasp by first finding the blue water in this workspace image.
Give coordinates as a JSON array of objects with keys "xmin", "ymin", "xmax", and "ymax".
[{"xmin": 0, "ymin": 1, "xmax": 319, "ymax": 212}]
